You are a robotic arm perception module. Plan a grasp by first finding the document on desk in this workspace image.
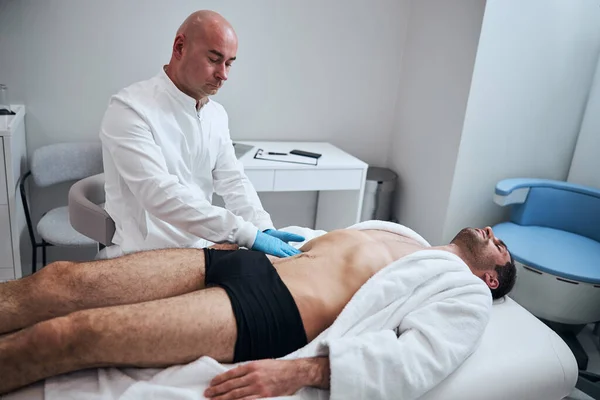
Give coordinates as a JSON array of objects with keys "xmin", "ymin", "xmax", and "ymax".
[{"xmin": 254, "ymin": 148, "xmax": 318, "ymax": 165}]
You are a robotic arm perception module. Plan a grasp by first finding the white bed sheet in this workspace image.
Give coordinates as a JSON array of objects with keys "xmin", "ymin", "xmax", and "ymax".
[
  {"xmin": 4, "ymin": 296, "xmax": 578, "ymax": 400},
  {"xmin": 3, "ymin": 224, "xmax": 578, "ymax": 399}
]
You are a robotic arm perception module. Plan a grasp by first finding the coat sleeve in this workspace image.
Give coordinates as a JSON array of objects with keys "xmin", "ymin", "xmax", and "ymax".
[
  {"xmin": 325, "ymin": 286, "xmax": 492, "ymax": 400},
  {"xmin": 211, "ymin": 107, "xmax": 274, "ymax": 232},
  {"xmin": 100, "ymin": 98, "xmax": 258, "ymax": 247}
]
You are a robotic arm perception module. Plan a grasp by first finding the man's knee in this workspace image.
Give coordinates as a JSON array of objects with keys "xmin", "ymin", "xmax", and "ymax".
[
  {"xmin": 35, "ymin": 261, "xmax": 80, "ymax": 295},
  {"xmin": 39, "ymin": 261, "xmax": 77, "ymax": 278},
  {"xmin": 36, "ymin": 312, "xmax": 98, "ymax": 360},
  {"xmin": 27, "ymin": 315, "xmax": 81, "ymax": 357},
  {"xmin": 43, "ymin": 260, "xmax": 82, "ymax": 281}
]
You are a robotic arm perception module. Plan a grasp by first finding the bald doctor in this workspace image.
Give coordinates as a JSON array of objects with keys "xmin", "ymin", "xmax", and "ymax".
[{"xmin": 99, "ymin": 10, "xmax": 303, "ymax": 258}]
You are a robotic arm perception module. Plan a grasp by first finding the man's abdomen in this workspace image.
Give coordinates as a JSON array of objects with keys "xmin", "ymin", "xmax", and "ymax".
[{"xmin": 277, "ymin": 255, "xmax": 376, "ymax": 342}]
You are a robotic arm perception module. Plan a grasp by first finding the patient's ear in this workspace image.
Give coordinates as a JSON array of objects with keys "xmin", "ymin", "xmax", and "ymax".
[{"xmin": 483, "ymin": 271, "xmax": 499, "ymax": 290}]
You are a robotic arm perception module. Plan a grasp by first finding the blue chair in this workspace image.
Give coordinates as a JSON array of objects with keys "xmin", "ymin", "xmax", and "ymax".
[{"xmin": 492, "ymin": 178, "xmax": 600, "ymax": 397}]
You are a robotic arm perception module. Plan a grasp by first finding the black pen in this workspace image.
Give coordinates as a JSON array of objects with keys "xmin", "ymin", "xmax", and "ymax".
[{"xmin": 268, "ymin": 152, "xmax": 288, "ymax": 155}]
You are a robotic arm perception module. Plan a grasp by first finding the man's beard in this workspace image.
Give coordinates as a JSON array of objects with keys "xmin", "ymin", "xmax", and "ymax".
[{"xmin": 451, "ymin": 228, "xmax": 482, "ymax": 259}]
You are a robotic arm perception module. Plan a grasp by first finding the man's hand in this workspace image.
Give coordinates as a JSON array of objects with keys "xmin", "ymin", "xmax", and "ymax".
[
  {"xmin": 204, "ymin": 359, "xmax": 302, "ymax": 399},
  {"xmin": 251, "ymin": 231, "xmax": 302, "ymax": 258},
  {"xmin": 204, "ymin": 357, "xmax": 330, "ymax": 399}
]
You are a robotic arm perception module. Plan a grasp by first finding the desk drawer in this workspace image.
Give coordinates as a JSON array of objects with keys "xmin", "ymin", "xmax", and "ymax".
[
  {"xmin": 245, "ymin": 170, "xmax": 275, "ymax": 192},
  {"xmin": 274, "ymin": 169, "xmax": 364, "ymax": 192}
]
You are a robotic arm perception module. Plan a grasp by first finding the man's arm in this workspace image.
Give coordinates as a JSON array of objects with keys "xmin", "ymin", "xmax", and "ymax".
[
  {"xmin": 205, "ymin": 357, "xmax": 330, "ymax": 399},
  {"xmin": 290, "ymin": 356, "xmax": 330, "ymax": 390}
]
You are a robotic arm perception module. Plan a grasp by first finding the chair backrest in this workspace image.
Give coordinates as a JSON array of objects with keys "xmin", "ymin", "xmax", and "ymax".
[
  {"xmin": 68, "ymin": 173, "xmax": 115, "ymax": 246},
  {"xmin": 511, "ymin": 186, "xmax": 600, "ymax": 242},
  {"xmin": 31, "ymin": 142, "xmax": 103, "ymax": 187}
]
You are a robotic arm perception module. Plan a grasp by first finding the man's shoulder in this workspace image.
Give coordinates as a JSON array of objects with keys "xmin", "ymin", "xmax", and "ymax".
[
  {"xmin": 114, "ymin": 74, "xmax": 162, "ymax": 103},
  {"xmin": 100, "ymin": 74, "xmax": 164, "ymax": 132}
]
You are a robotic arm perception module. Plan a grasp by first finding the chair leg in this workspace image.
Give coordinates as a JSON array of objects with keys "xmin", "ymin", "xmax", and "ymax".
[
  {"xmin": 32, "ymin": 245, "xmax": 37, "ymax": 274},
  {"xmin": 577, "ymin": 371, "xmax": 600, "ymax": 399},
  {"xmin": 42, "ymin": 241, "xmax": 48, "ymax": 267}
]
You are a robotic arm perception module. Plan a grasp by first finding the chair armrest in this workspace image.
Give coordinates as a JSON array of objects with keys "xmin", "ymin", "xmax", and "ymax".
[
  {"xmin": 494, "ymin": 178, "xmax": 600, "ymax": 206},
  {"xmin": 68, "ymin": 173, "xmax": 115, "ymax": 246},
  {"xmin": 495, "ymin": 178, "xmax": 600, "ymax": 241}
]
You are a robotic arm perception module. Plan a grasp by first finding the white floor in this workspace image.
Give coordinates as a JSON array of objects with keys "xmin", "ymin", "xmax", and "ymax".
[{"xmin": 566, "ymin": 325, "xmax": 600, "ymax": 400}]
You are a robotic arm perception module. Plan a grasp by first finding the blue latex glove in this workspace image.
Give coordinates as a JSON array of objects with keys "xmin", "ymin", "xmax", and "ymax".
[
  {"xmin": 251, "ymin": 230, "xmax": 303, "ymax": 258},
  {"xmin": 263, "ymin": 229, "xmax": 305, "ymax": 243}
]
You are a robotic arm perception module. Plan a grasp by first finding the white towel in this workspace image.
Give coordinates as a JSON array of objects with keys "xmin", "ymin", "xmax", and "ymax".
[{"xmin": 45, "ymin": 221, "xmax": 492, "ymax": 400}]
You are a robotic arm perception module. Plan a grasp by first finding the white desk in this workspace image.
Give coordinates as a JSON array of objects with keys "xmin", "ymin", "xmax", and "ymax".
[{"xmin": 236, "ymin": 141, "xmax": 368, "ymax": 231}]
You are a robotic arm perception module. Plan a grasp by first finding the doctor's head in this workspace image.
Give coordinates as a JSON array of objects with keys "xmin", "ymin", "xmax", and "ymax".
[
  {"xmin": 166, "ymin": 10, "xmax": 238, "ymax": 104},
  {"xmin": 450, "ymin": 227, "xmax": 516, "ymax": 300}
]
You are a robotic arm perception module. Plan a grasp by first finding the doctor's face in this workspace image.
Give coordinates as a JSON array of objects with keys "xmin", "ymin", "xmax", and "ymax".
[{"xmin": 176, "ymin": 25, "xmax": 238, "ymax": 99}]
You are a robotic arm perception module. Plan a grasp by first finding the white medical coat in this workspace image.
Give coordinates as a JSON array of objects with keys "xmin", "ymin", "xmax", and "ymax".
[{"xmin": 100, "ymin": 69, "xmax": 273, "ymax": 255}]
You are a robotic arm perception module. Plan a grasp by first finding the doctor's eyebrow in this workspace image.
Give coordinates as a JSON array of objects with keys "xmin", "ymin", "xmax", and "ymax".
[{"xmin": 208, "ymin": 49, "xmax": 236, "ymax": 61}]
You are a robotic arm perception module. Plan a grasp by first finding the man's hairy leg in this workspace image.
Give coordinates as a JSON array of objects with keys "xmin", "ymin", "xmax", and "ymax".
[
  {"xmin": 0, "ymin": 287, "xmax": 236, "ymax": 395},
  {"xmin": 0, "ymin": 248, "xmax": 208, "ymax": 334}
]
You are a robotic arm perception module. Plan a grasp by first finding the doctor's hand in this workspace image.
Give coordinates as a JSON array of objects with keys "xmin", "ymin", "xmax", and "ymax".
[
  {"xmin": 263, "ymin": 229, "xmax": 305, "ymax": 244},
  {"xmin": 251, "ymin": 230, "xmax": 302, "ymax": 258},
  {"xmin": 204, "ymin": 359, "xmax": 302, "ymax": 400}
]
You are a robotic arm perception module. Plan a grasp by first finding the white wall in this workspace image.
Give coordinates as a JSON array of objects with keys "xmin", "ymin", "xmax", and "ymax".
[
  {"xmin": 568, "ymin": 51, "xmax": 600, "ymax": 189},
  {"xmin": 0, "ymin": 0, "xmax": 409, "ymax": 164},
  {"xmin": 0, "ymin": 0, "xmax": 410, "ymax": 266},
  {"xmin": 388, "ymin": 0, "xmax": 487, "ymax": 244},
  {"xmin": 442, "ymin": 0, "xmax": 600, "ymax": 244}
]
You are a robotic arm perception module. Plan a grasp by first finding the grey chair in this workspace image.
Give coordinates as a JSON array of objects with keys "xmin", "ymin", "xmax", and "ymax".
[
  {"xmin": 19, "ymin": 142, "xmax": 103, "ymax": 272},
  {"xmin": 68, "ymin": 173, "xmax": 115, "ymax": 248}
]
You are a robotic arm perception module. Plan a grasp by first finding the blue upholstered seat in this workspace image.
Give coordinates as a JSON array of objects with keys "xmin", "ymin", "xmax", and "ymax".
[
  {"xmin": 493, "ymin": 222, "xmax": 600, "ymax": 284},
  {"xmin": 493, "ymin": 178, "xmax": 600, "ymax": 285}
]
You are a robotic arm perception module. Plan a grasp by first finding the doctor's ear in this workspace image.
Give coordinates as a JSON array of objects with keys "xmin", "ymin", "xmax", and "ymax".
[
  {"xmin": 484, "ymin": 271, "xmax": 499, "ymax": 290},
  {"xmin": 173, "ymin": 35, "xmax": 185, "ymax": 58}
]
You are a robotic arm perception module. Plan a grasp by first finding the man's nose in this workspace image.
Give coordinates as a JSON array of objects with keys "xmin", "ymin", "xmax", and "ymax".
[
  {"xmin": 215, "ymin": 64, "xmax": 228, "ymax": 81},
  {"xmin": 484, "ymin": 226, "xmax": 494, "ymax": 238}
]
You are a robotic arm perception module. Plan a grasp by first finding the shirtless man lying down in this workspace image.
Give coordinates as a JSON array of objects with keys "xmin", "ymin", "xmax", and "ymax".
[{"xmin": 0, "ymin": 224, "xmax": 515, "ymax": 397}]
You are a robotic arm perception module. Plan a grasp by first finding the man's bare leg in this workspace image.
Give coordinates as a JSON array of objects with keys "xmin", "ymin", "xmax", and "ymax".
[
  {"xmin": 0, "ymin": 248, "xmax": 209, "ymax": 334},
  {"xmin": 0, "ymin": 287, "xmax": 236, "ymax": 395}
]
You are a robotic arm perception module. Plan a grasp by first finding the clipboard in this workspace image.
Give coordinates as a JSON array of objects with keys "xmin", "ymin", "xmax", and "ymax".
[{"xmin": 253, "ymin": 148, "xmax": 318, "ymax": 166}]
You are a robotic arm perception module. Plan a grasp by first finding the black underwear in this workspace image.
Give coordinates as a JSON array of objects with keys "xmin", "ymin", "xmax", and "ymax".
[{"xmin": 203, "ymin": 248, "xmax": 308, "ymax": 362}]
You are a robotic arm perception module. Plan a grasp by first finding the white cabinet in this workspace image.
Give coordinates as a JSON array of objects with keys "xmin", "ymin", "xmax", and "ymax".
[{"xmin": 0, "ymin": 105, "xmax": 27, "ymax": 281}]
